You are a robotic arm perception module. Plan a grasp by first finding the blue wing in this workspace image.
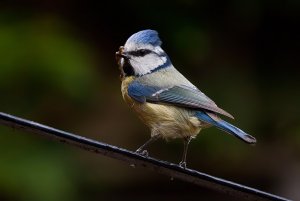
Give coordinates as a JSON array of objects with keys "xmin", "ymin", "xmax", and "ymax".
[{"xmin": 128, "ymin": 81, "xmax": 234, "ymax": 119}]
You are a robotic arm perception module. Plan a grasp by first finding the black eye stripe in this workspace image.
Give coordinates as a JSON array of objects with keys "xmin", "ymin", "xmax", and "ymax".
[{"xmin": 128, "ymin": 49, "xmax": 152, "ymax": 57}]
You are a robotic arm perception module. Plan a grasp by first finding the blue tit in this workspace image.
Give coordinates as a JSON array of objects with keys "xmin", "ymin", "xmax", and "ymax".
[{"xmin": 115, "ymin": 29, "xmax": 256, "ymax": 168}]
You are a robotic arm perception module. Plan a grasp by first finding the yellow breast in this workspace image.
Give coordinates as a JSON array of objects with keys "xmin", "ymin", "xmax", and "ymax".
[{"xmin": 121, "ymin": 77, "xmax": 204, "ymax": 139}]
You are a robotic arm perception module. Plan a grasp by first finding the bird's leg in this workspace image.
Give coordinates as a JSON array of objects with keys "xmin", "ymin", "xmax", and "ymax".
[
  {"xmin": 136, "ymin": 134, "xmax": 160, "ymax": 157},
  {"xmin": 179, "ymin": 136, "xmax": 192, "ymax": 168}
]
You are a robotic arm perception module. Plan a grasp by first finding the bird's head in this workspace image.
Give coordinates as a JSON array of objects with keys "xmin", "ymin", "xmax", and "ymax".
[{"xmin": 116, "ymin": 30, "xmax": 171, "ymax": 78}]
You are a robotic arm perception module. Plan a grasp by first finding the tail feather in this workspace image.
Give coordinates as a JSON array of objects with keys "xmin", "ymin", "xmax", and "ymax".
[{"xmin": 195, "ymin": 111, "xmax": 256, "ymax": 144}]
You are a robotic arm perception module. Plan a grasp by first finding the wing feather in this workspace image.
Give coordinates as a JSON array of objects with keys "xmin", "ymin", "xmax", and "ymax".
[{"xmin": 128, "ymin": 81, "xmax": 234, "ymax": 119}]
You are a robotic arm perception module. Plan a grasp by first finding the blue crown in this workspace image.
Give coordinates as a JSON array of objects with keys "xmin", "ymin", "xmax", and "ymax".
[{"xmin": 126, "ymin": 30, "xmax": 162, "ymax": 46}]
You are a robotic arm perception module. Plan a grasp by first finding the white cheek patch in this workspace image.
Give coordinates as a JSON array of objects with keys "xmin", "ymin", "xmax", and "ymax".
[
  {"xmin": 130, "ymin": 55, "xmax": 167, "ymax": 75},
  {"xmin": 123, "ymin": 43, "xmax": 170, "ymax": 76}
]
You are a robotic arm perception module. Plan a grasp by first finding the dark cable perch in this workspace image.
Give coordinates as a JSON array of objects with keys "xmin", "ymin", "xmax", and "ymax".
[{"xmin": 0, "ymin": 112, "xmax": 291, "ymax": 201}]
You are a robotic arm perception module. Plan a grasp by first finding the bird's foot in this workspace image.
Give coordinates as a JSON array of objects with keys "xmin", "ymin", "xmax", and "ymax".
[
  {"xmin": 136, "ymin": 149, "xmax": 149, "ymax": 157},
  {"xmin": 179, "ymin": 161, "xmax": 187, "ymax": 169}
]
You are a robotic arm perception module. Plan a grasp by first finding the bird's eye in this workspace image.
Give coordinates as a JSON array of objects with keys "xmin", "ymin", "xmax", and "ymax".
[
  {"xmin": 138, "ymin": 49, "xmax": 148, "ymax": 56},
  {"xmin": 130, "ymin": 49, "xmax": 151, "ymax": 57}
]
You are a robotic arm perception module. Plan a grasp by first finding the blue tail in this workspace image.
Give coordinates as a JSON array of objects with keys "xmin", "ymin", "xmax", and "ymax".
[{"xmin": 195, "ymin": 111, "xmax": 256, "ymax": 144}]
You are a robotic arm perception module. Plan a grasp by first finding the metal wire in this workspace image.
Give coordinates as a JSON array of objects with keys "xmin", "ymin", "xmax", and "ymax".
[{"xmin": 0, "ymin": 112, "xmax": 291, "ymax": 201}]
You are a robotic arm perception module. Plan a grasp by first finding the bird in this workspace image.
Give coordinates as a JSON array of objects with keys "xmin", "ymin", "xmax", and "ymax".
[{"xmin": 115, "ymin": 29, "xmax": 256, "ymax": 168}]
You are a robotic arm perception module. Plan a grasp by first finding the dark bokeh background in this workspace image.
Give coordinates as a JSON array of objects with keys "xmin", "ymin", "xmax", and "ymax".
[{"xmin": 0, "ymin": 1, "xmax": 299, "ymax": 200}]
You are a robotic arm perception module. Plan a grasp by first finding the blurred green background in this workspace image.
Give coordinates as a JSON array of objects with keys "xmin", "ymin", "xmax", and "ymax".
[{"xmin": 0, "ymin": 0, "xmax": 299, "ymax": 200}]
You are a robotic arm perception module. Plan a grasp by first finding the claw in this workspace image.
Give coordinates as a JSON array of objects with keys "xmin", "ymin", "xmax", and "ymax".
[
  {"xmin": 179, "ymin": 161, "xmax": 187, "ymax": 169},
  {"xmin": 136, "ymin": 149, "xmax": 149, "ymax": 157}
]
